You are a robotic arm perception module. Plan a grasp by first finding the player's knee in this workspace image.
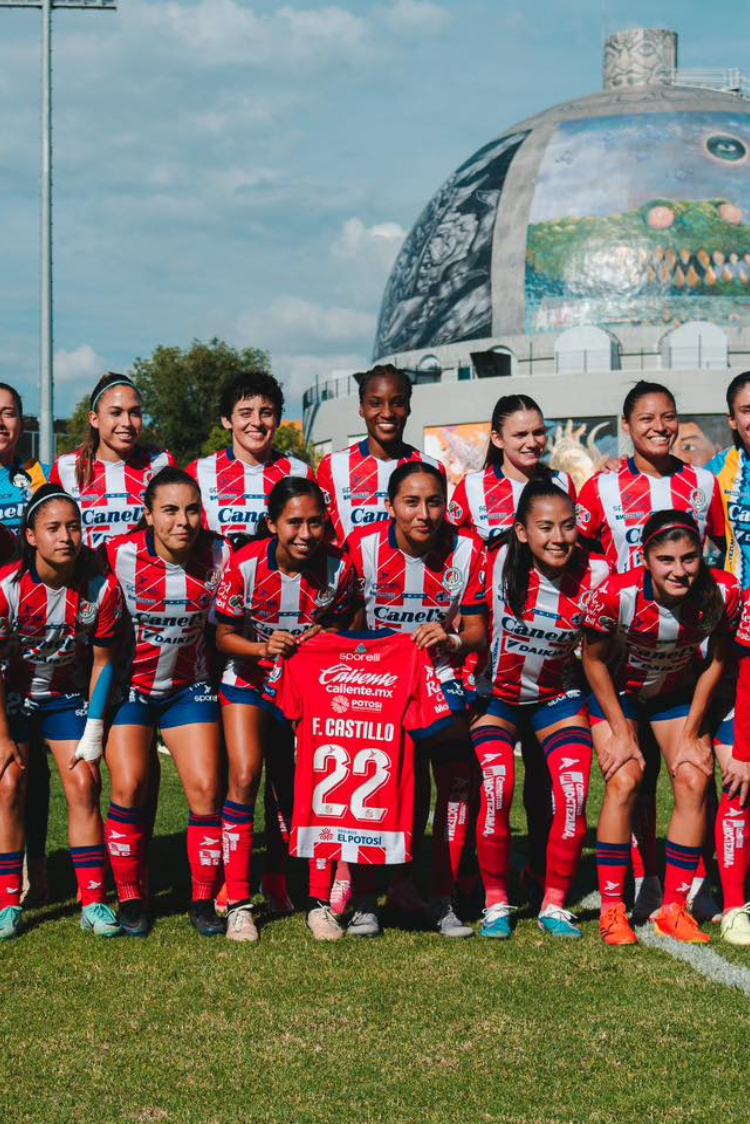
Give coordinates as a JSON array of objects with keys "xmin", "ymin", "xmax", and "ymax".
[
  {"xmin": 66, "ymin": 765, "xmax": 99, "ymax": 810},
  {"xmin": 111, "ymin": 772, "xmax": 149, "ymax": 808},
  {"xmin": 228, "ymin": 765, "xmax": 261, "ymax": 802},
  {"xmin": 607, "ymin": 764, "xmax": 641, "ymax": 804},
  {"xmin": 0, "ymin": 766, "xmax": 24, "ymax": 812},
  {"xmin": 187, "ymin": 776, "xmax": 221, "ymax": 814}
]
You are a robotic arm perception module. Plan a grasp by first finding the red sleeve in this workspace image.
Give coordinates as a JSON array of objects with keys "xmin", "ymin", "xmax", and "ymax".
[
  {"xmin": 215, "ymin": 556, "xmax": 244, "ymax": 623},
  {"xmin": 185, "ymin": 459, "xmax": 199, "ymax": 482},
  {"xmin": 707, "ymin": 476, "xmax": 727, "ymax": 544},
  {"xmin": 316, "ymin": 455, "xmax": 344, "ymax": 545},
  {"xmin": 92, "ymin": 574, "xmax": 122, "ymax": 646},
  {"xmin": 723, "ymin": 577, "xmax": 741, "ymax": 632},
  {"xmin": 404, "ymin": 649, "xmax": 452, "ymax": 739},
  {"xmin": 49, "ymin": 459, "xmax": 62, "ymax": 486},
  {"xmin": 344, "ymin": 531, "xmax": 366, "ymax": 593},
  {"xmin": 261, "ymin": 656, "xmax": 303, "ymax": 722},
  {"xmin": 325, "ymin": 554, "xmax": 357, "ymax": 625},
  {"xmin": 734, "ymin": 653, "xmax": 750, "ymax": 761},
  {"xmin": 575, "ymin": 476, "xmax": 604, "ymax": 543},
  {"xmin": 447, "ymin": 479, "xmax": 471, "ymax": 530},
  {"xmin": 583, "ymin": 578, "xmax": 620, "ymax": 634},
  {"xmin": 460, "ymin": 540, "xmax": 487, "ymax": 614}
]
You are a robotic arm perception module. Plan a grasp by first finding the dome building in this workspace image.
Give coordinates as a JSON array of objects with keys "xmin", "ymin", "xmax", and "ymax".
[{"xmin": 304, "ymin": 29, "xmax": 750, "ymax": 486}]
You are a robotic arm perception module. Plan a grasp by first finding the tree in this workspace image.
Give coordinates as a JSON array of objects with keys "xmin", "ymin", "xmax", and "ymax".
[
  {"xmin": 132, "ymin": 338, "xmax": 270, "ymax": 464},
  {"xmin": 57, "ymin": 395, "xmax": 91, "ymax": 454}
]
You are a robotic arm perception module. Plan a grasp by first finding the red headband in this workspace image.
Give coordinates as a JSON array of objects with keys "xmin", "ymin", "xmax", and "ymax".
[{"xmin": 642, "ymin": 522, "xmax": 698, "ymax": 549}]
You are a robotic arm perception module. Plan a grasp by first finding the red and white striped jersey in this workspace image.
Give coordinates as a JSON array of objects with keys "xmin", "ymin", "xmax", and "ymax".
[
  {"xmin": 575, "ymin": 457, "xmax": 725, "ymax": 572},
  {"xmin": 106, "ymin": 529, "xmax": 230, "ymax": 698},
  {"xmin": 482, "ymin": 546, "xmax": 610, "ymax": 704},
  {"xmin": 262, "ymin": 630, "xmax": 451, "ymax": 864},
  {"xmin": 186, "ymin": 448, "xmax": 314, "ymax": 538},
  {"xmin": 449, "ymin": 465, "xmax": 576, "ymax": 542},
  {"xmin": 584, "ymin": 567, "xmax": 740, "ymax": 700},
  {"xmin": 347, "ymin": 522, "xmax": 486, "ymax": 684},
  {"xmin": 0, "ymin": 560, "xmax": 121, "ymax": 700},
  {"xmin": 51, "ymin": 447, "xmax": 175, "ymax": 549},
  {"xmin": 317, "ymin": 441, "xmax": 444, "ymax": 545},
  {"xmin": 215, "ymin": 538, "xmax": 356, "ymax": 690}
]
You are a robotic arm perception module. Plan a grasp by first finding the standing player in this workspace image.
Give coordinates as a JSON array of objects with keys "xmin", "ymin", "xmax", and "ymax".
[
  {"xmin": 51, "ymin": 372, "xmax": 175, "ymax": 548},
  {"xmin": 104, "ymin": 468, "xmax": 230, "ymax": 937},
  {"xmin": 707, "ymin": 371, "xmax": 750, "ymax": 588},
  {"xmin": 583, "ymin": 510, "xmax": 738, "ymax": 946},
  {"xmin": 214, "ymin": 477, "xmax": 355, "ymax": 942},
  {"xmin": 347, "ymin": 462, "xmax": 487, "ymax": 936},
  {"xmin": 0, "ymin": 486, "xmax": 122, "ymax": 940},
  {"xmin": 448, "ymin": 393, "xmax": 576, "ymax": 907},
  {"xmin": 576, "ymin": 381, "xmax": 726, "ymax": 922},
  {"xmin": 0, "ymin": 383, "xmax": 49, "ymax": 906},
  {"xmin": 186, "ymin": 371, "xmax": 314, "ymax": 544},
  {"xmin": 470, "ymin": 481, "xmax": 609, "ymax": 938},
  {"xmin": 316, "ymin": 364, "xmax": 444, "ymax": 545}
]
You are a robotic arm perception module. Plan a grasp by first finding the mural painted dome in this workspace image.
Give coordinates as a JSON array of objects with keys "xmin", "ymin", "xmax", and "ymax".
[{"xmin": 374, "ymin": 32, "xmax": 750, "ymax": 360}]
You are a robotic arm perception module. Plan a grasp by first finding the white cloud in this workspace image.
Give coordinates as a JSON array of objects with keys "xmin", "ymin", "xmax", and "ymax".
[
  {"xmin": 237, "ymin": 297, "xmax": 375, "ymax": 350},
  {"xmin": 331, "ymin": 217, "xmax": 405, "ymax": 302},
  {"xmin": 54, "ymin": 345, "xmax": 108, "ymax": 415},
  {"xmin": 378, "ymin": 0, "xmax": 452, "ymax": 32},
  {"xmin": 271, "ymin": 351, "xmax": 370, "ymax": 411}
]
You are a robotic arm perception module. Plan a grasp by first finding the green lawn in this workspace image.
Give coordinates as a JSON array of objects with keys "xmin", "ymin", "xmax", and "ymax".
[{"xmin": 5, "ymin": 757, "xmax": 750, "ymax": 1124}]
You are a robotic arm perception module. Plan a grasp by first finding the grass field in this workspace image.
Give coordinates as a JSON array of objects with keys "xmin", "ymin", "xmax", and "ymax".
[{"xmin": 6, "ymin": 754, "xmax": 750, "ymax": 1124}]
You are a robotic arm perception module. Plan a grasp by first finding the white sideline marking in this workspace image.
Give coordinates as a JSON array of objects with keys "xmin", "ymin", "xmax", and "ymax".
[{"xmin": 636, "ymin": 924, "xmax": 750, "ymax": 999}]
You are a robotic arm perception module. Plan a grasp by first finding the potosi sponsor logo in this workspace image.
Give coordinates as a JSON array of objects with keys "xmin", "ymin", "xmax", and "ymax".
[{"xmin": 331, "ymin": 694, "xmax": 349, "ymax": 713}]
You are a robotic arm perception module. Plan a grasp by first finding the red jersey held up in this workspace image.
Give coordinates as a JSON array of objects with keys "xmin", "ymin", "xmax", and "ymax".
[
  {"xmin": 0, "ymin": 560, "xmax": 121, "ymax": 699},
  {"xmin": 51, "ymin": 447, "xmax": 175, "ymax": 548},
  {"xmin": 262, "ymin": 630, "xmax": 451, "ymax": 864},
  {"xmin": 215, "ymin": 537, "xmax": 355, "ymax": 691},
  {"xmin": 186, "ymin": 448, "xmax": 314, "ymax": 539},
  {"xmin": 317, "ymin": 441, "xmax": 444, "ymax": 545}
]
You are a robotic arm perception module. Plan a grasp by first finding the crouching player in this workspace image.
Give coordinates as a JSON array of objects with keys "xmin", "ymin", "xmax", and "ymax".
[
  {"xmin": 214, "ymin": 477, "xmax": 355, "ymax": 942},
  {"xmin": 583, "ymin": 510, "xmax": 738, "ymax": 946},
  {"xmin": 470, "ymin": 481, "xmax": 609, "ymax": 938},
  {"xmin": 104, "ymin": 468, "xmax": 230, "ymax": 937},
  {"xmin": 0, "ymin": 485, "xmax": 122, "ymax": 939}
]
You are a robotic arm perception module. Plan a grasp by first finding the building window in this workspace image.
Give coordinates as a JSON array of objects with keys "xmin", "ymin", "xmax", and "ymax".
[
  {"xmin": 660, "ymin": 321, "xmax": 728, "ymax": 369},
  {"xmin": 554, "ymin": 327, "xmax": 621, "ymax": 374}
]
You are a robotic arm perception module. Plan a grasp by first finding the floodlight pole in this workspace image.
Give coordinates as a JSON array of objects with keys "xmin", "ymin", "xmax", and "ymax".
[{"xmin": 0, "ymin": 0, "xmax": 117, "ymax": 464}]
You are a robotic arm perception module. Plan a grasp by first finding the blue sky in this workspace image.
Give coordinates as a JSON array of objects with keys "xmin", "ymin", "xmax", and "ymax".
[{"xmin": 1, "ymin": 0, "xmax": 748, "ymax": 420}]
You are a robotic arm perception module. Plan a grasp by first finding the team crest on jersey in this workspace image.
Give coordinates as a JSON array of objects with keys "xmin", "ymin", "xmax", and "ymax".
[
  {"xmin": 268, "ymin": 663, "xmax": 283, "ymax": 684},
  {"xmin": 331, "ymin": 694, "xmax": 349, "ymax": 713},
  {"xmin": 11, "ymin": 469, "xmax": 31, "ymax": 492},
  {"xmin": 448, "ymin": 499, "xmax": 463, "ymax": 522},
  {"xmin": 315, "ymin": 586, "xmax": 336, "ymax": 608},
  {"xmin": 77, "ymin": 599, "xmax": 98, "ymax": 625},
  {"xmin": 690, "ymin": 488, "xmax": 706, "ymax": 510},
  {"xmin": 204, "ymin": 568, "xmax": 222, "ymax": 593},
  {"xmin": 322, "ymin": 489, "xmax": 332, "ymax": 506},
  {"xmin": 575, "ymin": 504, "xmax": 591, "ymax": 525},
  {"xmin": 442, "ymin": 566, "xmax": 463, "ymax": 593}
]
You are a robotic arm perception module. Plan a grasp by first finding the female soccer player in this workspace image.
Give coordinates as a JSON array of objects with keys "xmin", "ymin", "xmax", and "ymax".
[
  {"xmin": 583, "ymin": 510, "xmax": 738, "ymax": 946},
  {"xmin": 51, "ymin": 372, "xmax": 175, "ymax": 548},
  {"xmin": 0, "ymin": 382, "xmax": 49, "ymax": 905},
  {"xmin": 449, "ymin": 394, "xmax": 576, "ymax": 907},
  {"xmin": 707, "ymin": 371, "xmax": 750, "ymax": 589},
  {"xmin": 187, "ymin": 371, "xmax": 314, "ymax": 545},
  {"xmin": 214, "ymin": 477, "xmax": 355, "ymax": 942},
  {"xmin": 346, "ymin": 461, "xmax": 487, "ymax": 937},
  {"xmin": 469, "ymin": 480, "xmax": 608, "ymax": 939},
  {"xmin": 449, "ymin": 394, "xmax": 575, "ymax": 543},
  {"xmin": 316, "ymin": 364, "xmax": 444, "ymax": 546},
  {"xmin": 577, "ymin": 381, "xmax": 726, "ymax": 922},
  {"xmin": 0, "ymin": 485, "xmax": 122, "ymax": 940},
  {"xmin": 104, "ymin": 467, "xmax": 230, "ymax": 937}
]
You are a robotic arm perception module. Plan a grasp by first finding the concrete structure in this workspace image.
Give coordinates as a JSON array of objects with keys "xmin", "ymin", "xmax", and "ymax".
[{"xmin": 304, "ymin": 29, "xmax": 750, "ymax": 475}]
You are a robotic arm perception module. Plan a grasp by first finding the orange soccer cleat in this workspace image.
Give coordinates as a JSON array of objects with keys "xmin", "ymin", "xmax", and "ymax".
[
  {"xmin": 599, "ymin": 903, "xmax": 638, "ymax": 946},
  {"xmin": 652, "ymin": 902, "xmax": 711, "ymax": 944}
]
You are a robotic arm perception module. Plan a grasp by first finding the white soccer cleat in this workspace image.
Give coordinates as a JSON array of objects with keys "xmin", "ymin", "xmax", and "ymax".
[
  {"xmin": 721, "ymin": 904, "xmax": 750, "ymax": 946},
  {"xmin": 226, "ymin": 904, "xmax": 260, "ymax": 943},
  {"xmin": 306, "ymin": 903, "xmax": 344, "ymax": 941}
]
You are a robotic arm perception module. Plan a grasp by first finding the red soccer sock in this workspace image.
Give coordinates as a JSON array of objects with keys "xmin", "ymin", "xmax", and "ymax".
[
  {"xmin": 431, "ymin": 759, "xmax": 473, "ymax": 899},
  {"xmin": 716, "ymin": 787, "xmax": 750, "ymax": 912},
  {"xmin": 540, "ymin": 727, "xmax": 592, "ymax": 909},
  {"xmin": 630, "ymin": 792, "xmax": 658, "ymax": 880},
  {"xmin": 221, "ymin": 800, "xmax": 255, "ymax": 905},
  {"xmin": 0, "ymin": 851, "xmax": 23, "ymax": 909},
  {"xmin": 70, "ymin": 844, "xmax": 108, "ymax": 907},
  {"xmin": 472, "ymin": 725, "xmax": 515, "ymax": 907},
  {"xmin": 309, "ymin": 858, "xmax": 334, "ymax": 904},
  {"xmin": 107, "ymin": 802, "xmax": 147, "ymax": 903},
  {"xmin": 596, "ymin": 841, "xmax": 630, "ymax": 909},
  {"xmin": 663, "ymin": 839, "xmax": 701, "ymax": 907},
  {"xmin": 187, "ymin": 812, "xmax": 222, "ymax": 902}
]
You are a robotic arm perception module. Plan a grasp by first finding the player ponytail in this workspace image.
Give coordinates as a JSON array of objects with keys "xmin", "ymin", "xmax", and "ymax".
[
  {"xmin": 503, "ymin": 480, "xmax": 577, "ymax": 620},
  {"xmin": 256, "ymin": 477, "xmax": 327, "ymax": 540},
  {"xmin": 387, "ymin": 460, "xmax": 446, "ymax": 504},
  {"xmin": 77, "ymin": 373, "xmax": 141, "ymax": 491},
  {"xmin": 484, "ymin": 394, "xmax": 552, "ymax": 476},
  {"xmin": 641, "ymin": 509, "xmax": 725, "ymax": 633}
]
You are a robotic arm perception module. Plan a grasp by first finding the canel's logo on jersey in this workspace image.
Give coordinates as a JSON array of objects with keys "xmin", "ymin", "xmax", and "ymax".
[
  {"xmin": 625, "ymin": 527, "xmax": 643, "ymax": 545},
  {"xmin": 218, "ymin": 508, "xmax": 259, "ymax": 526},
  {"xmin": 351, "ymin": 508, "xmax": 389, "ymax": 526},
  {"xmin": 690, "ymin": 487, "xmax": 706, "ymax": 509},
  {"xmin": 82, "ymin": 508, "xmax": 137, "ymax": 527},
  {"xmin": 442, "ymin": 566, "xmax": 463, "ymax": 593}
]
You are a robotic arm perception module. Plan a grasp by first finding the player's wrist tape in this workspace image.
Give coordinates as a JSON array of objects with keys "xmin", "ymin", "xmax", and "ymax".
[
  {"xmin": 445, "ymin": 633, "xmax": 463, "ymax": 653},
  {"xmin": 73, "ymin": 718, "xmax": 104, "ymax": 763}
]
